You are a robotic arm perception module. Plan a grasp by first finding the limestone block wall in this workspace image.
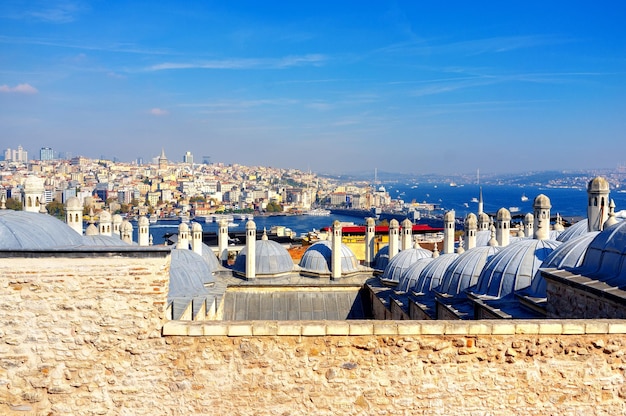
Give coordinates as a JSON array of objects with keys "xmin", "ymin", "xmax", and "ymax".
[
  {"xmin": 546, "ymin": 274, "xmax": 626, "ymax": 319},
  {"xmin": 2, "ymin": 253, "xmax": 626, "ymax": 415}
]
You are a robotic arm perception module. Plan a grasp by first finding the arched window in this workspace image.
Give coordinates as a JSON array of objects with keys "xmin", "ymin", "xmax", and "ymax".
[{"xmin": 27, "ymin": 196, "xmax": 32, "ymax": 207}]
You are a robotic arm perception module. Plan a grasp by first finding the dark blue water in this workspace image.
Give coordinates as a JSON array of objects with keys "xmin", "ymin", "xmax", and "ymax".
[{"xmin": 143, "ymin": 183, "xmax": 626, "ymax": 245}]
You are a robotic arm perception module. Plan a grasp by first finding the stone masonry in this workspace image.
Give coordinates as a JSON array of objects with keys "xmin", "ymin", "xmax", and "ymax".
[{"xmin": 2, "ymin": 253, "xmax": 626, "ymax": 415}]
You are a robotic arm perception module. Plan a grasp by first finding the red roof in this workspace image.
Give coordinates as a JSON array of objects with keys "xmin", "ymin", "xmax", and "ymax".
[{"xmin": 322, "ymin": 224, "xmax": 442, "ymax": 233}]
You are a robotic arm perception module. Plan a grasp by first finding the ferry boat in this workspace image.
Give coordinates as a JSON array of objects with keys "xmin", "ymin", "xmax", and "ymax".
[
  {"xmin": 303, "ymin": 208, "xmax": 331, "ymax": 216},
  {"xmin": 521, "ymin": 194, "xmax": 529, "ymax": 202}
]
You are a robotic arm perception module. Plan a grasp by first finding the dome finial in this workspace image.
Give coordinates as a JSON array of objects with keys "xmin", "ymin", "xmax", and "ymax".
[{"xmin": 1, "ymin": 193, "xmax": 6, "ymax": 210}]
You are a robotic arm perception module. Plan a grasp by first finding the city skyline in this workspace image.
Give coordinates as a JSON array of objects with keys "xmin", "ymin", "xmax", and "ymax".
[{"xmin": 1, "ymin": 1, "xmax": 625, "ymax": 174}]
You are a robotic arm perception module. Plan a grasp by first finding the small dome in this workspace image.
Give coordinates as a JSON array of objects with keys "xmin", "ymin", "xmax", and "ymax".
[
  {"xmin": 178, "ymin": 222, "xmax": 189, "ymax": 232},
  {"xmin": 411, "ymin": 253, "xmax": 459, "ymax": 295},
  {"xmin": 112, "ymin": 214, "xmax": 123, "ymax": 224},
  {"xmin": 138, "ymin": 215, "xmax": 149, "ymax": 226},
  {"xmin": 233, "ymin": 239, "xmax": 293, "ymax": 276},
  {"xmin": 444, "ymin": 210, "xmax": 455, "ymax": 221},
  {"xmin": 169, "ymin": 249, "xmax": 213, "ymax": 298},
  {"xmin": 85, "ymin": 224, "xmax": 98, "ymax": 235},
  {"xmin": 0, "ymin": 210, "xmax": 86, "ymax": 249},
  {"xmin": 66, "ymin": 197, "xmax": 82, "ymax": 210},
  {"xmin": 437, "ymin": 246, "xmax": 501, "ymax": 296},
  {"xmin": 472, "ymin": 239, "xmax": 561, "ymax": 299},
  {"xmin": 389, "ymin": 219, "xmax": 399, "ymax": 228},
  {"xmin": 401, "ymin": 218, "xmax": 413, "ymax": 228},
  {"xmin": 380, "ymin": 247, "xmax": 432, "ymax": 284},
  {"xmin": 533, "ymin": 194, "xmax": 551, "ymax": 209},
  {"xmin": 465, "ymin": 213, "xmax": 477, "ymax": 228},
  {"xmin": 200, "ymin": 243, "xmax": 221, "ymax": 272},
  {"xmin": 587, "ymin": 176, "xmax": 610, "ymax": 193},
  {"xmin": 299, "ymin": 240, "xmax": 358, "ymax": 275},
  {"xmin": 525, "ymin": 231, "xmax": 599, "ymax": 298},
  {"xmin": 496, "ymin": 208, "xmax": 511, "ymax": 221},
  {"xmin": 373, "ymin": 245, "xmax": 390, "ymax": 271},
  {"xmin": 121, "ymin": 221, "xmax": 133, "ymax": 232},
  {"xmin": 192, "ymin": 222, "xmax": 203, "ymax": 232},
  {"xmin": 23, "ymin": 176, "xmax": 44, "ymax": 192},
  {"xmin": 397, "ymin": 258, "xmax": 433, "ymax": 292}
]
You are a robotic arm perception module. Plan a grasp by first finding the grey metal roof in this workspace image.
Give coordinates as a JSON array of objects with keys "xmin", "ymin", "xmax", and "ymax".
[
  {"xmin": 298, "ymin": 240, "xmax": 359, "ymax": 274},
  {"xmin": 472, "ymin": 238, "xmax": 561, "ymax": 299},
  {"xmin": 200, "ymin": 243, "xmax": 221, "ymax": 272},
  {"xmin": 373, "ymin": 245, "xmax": 389, "ymax": 271},
  {"xmin": 222, "ymin": 288, "xmax": 367, "ymax": 320},
  {"xmin": 397, "ymin": 258, "xmax": 433, "ymax": 292},
  {"xmin": 233, "ymin": 240, "xmax": 294, "ymax": 276},
  {"xmin": 556, "ymin": 219, "xmax": 589, "ymax": 242},
  {"xmin": 168, "ymin": 249, "xmax": 214, "ymax": 299},
  {"xmin": 412, "ymin": 253, "xmax": 458, "ymax": 295},
  {"xmin": 83, "ymin": 234, "xmax": 129, "ymax": 246},
  {"xmin": 576, "ymin": 220, "xmax": 626, "ymax": 285},
  {"xmin": 0, "ymin": 210, "xmax": 86, "ymax": 249}
]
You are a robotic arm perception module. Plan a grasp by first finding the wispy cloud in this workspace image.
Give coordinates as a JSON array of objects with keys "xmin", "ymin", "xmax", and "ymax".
[
  {"xmin": 0, "ymin": 83, "xmax": 38, "ymax": 94},
  {"xmin": 149, "ymin": 108, "xmax": 169, "ymax": 116},
  {"xmin": 147, "ymin": 54, "xmax": 327, "ymax": 71},
  {"xmin": 2, "ymin": 1, "xmax": 85, "ymax": 23}
]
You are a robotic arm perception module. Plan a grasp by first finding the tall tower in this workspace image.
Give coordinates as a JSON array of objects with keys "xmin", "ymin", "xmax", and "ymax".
[
  {"xmin": 331, "ymin": 220, "xmax": 342, "ymax": 279},
  {"xmin": 477, "ymin": 186, "xmax": 484, "ymax": 215},
  {"xmin": 99, "ymin": 210, "xmax": 112, "ymax": 236},
  {"xmin": 401, "ymin": 219, "xmax": 413, "ymax": 251},
  {"xmin": 158, "ymin": 148, "xmax": 168, "ymax": 171},
  {"xmin": 245, "ymin": 220, "xmax": 256, "ymax": 279},
  {"xmin": 217, "ymin": 219, "xmax": 229, "ymax": 266},
  {"xmin": 464, "ymin": 213, "xmax": 477, "ymax": 250},
  {"xmin": 533, "ymin": 194, "xmax": 551, "ymax": 240},
  {"xmin": 587, "ymin": 176, "xmax": 610, "ymax": 232},
  {"xmin": 388, "ymin": 219, "xmax": 399, "ymax": 261},
  {"xmin": 22, "ymin": 176, "xmax": 44, "ymax": 213},
  {"xmin": 496, "ymin": 208, "xmax": 511, "ymax": 247},
  {"xmin": 443, "ymin": 210, "xmax": 455, "ymax": 254},
  {"xmin": 138, "ymin": 215, "xmax": 150, "ymax": 246},
  {"xmin": 364, "ymin": 217, "xmax": 376, "ymax": 267},
  {"xmin": 524, "ymin": 212, "xmax": 534, "ymax": 239},
  {"xmin": 191, "ymin": 222, "xmax": 203, "ymax": 255}
]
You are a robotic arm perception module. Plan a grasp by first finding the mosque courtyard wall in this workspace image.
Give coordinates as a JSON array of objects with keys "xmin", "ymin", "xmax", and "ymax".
[{"xmin": 2, "ymin": 252, "xmax": 626, "ymax": 415}]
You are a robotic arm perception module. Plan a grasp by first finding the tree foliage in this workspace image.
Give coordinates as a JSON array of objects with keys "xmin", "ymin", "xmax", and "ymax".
[
  {"xmin": 5, "ymin": 198, "xmax": 22, "ymax": 211},
  {"xmin": 266, "ymin": 201, "xmax": 282, "ymax": 213},
  {"xmin": 46, "ymin": 200, "xmax": 65, "ymax": 220}
]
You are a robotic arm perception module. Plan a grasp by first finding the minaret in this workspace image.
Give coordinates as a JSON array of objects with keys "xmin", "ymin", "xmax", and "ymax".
[
  {"xmin": 364, "ymin": 217, "xmax": 376, "ymax": 267},
  {"xmin": 388, "ymin": 219, "xmax": 399, "ymax": 261},
  {"xmin": 477, "ymin": 186, "xmax": 484, "ymax": 215},
  {"xmin": 65, "ymin": 197, "xmax": 83, "ymax": 235},
  {"xmin": 138, "ymin": 215, "xmax": 150, "ymax": 246},
  {"xmin": 121, "ymin": 220, "xmax": 133, "ymax": 244},
  {"xmin": 587, "ymin": 176, "xmax": 610, "ymax": 232},
  {"xmin": 331, "ymin": 220, "xmax": 342, "ymax": 279},
  {"xmin": 496, "ymin": 208, "xmax": 511, "ymax": 247},
  {"xmin": 177, "ymin": 222, "xmax": 189, "ymax": 249},
  {"xmin": 464, "ymin": 213, "xmax": 477, "ymax": 250},
  {"xmin": 443, "ymin": 210, "xmax": 455, "ymax": 254},
  {"xmin": 478, "ymin": 212, "xmax": 490, "ymax": 231},
  {"xmin": 533, "ymin": 194, "xmax": 551, "ymax": 240},
  {"xmin": 245, "ymin": 220, "xmax": 256, "ymax": 279},
  {"xmin": 191, "ymin": 222, "xmax": 203, "ymax": 255},
  {"xmin": 401, "ymin": 218, "xmax": 413, "ymax": 250},
  {"xmin": 99, "ymin": 210, "xmax": 112, "ymax": 236},
  {"xmin": 524, "ymin": 212, "xmax": 534, "ymax": 239},
  {"xmin": 217, "ymin": 219, "xmax": 229, "ymax": 266}
]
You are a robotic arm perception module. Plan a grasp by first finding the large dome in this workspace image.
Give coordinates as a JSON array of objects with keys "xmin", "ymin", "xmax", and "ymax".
[
  {"xmin": 0, "ymin": 210, "xmax": 86, "ymax": 249},
  {"xmin": 168, "ymin": 249, "xmax": 212, "ymax": 298},
  {"xmin": 233, "ymin": 239, "xmax": 293, "ymax": 276},
  {"xmin": 577, "ymin": 220, "xmax": 626, "ymax": 283},
  {"xmin": 380, "ymin": 247, "xmax": 432, "ymax": 284},
  {"xmin": 299, "ymin": 240, "xmax": 358, "ymax": 275},
  {"xmin": 525, "ymin": 231, "xmax": 599, "ymax": 298},
  {"xmin": 472, "ymin": 239, "xmax": 561, "ymax": 299},
  {"xmin": 397, "ymin": 258, "xmax": 434, "ymax": 292},
  {"xmin": 437, "ymin": 246, "xmax": 501, "ymax": 296},
  {"xmin": 373, "ymin": 245, "xmax": 389, "ymax": 271},
  {"xmin": 411, "ymin": 253, "xmax": 459, "ymax": 295}
]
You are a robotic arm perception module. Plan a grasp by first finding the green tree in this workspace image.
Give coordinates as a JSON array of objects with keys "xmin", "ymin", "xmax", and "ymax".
[
  {"xmin": 46, "ymin": 200, "xmax": 65, "ymax": 220},
  {"xmin": 266, "ymin": 201, "xmax": 282, "ymax": 213},
  {"xmin": 5, "ymin": 198, "xmax": 22, "ymax": 211}
]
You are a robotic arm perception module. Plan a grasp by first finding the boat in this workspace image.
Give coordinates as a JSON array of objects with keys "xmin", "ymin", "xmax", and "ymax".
[
  {"xmin": 509, "ymin": 207, "xmax": 521, "ymax": 213},
  {"xmin": 521, "ymin": 194, "xmax": 529, "ymax": 202},
  {"xmin": 148, "ymin": 215, "xmax": 158, "ymax": 224},
  {"xmin": 303, "ymin": 208, "xmax": 331, "ymax": 216},
  {"xmin": 471, "ymin": 197, "xmax": 479, "ymax": 203}
]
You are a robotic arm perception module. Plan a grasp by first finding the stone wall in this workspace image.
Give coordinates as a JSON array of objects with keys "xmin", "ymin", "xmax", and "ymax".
[{"xmin": 2, "ymin": 253, "xmax": 626, "ymax": 415}]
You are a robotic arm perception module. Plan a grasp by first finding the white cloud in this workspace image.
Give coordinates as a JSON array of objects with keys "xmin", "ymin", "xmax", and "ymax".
[
  {"xmin": 0, "ymin": 83, "xmax": 38, "ymax": 94},
  {"xmin": 149, "ymin": 108, "xmax": 169, "ymax": 116},
  {"xmin": 147, "ymin": 54, "xmax": 327, "ymax": 71}
]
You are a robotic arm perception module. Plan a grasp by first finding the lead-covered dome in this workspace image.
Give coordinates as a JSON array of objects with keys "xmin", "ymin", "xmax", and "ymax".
[
  {"xmin": 411, "ymin": 253, "xmax": 459, "ymax": 294},
  {"xmin": 472, "ymin": 239, "xmax": 561, "ymax": 299},
  {"xmin": 299, "ymin": 240, "xmax": 358, "ymax": 275},
  {"xmin": 380, "ymin": 246, "xmax": 432, "ymax": 284},
  {"xmin": 0, "ymin": 210, "xmax": 86, "ymax": 249},
  {"xmin": 576, "ymin": 221, "xmax": 626, "ymax": 283},
  {"xmin": 234, "ymin": 239, "xmax": 294, "ymax": 276},
  {"xmin": 437, "ymin": 246, "xmax": 501, "ymax": 296},
  {"xmin": 397, "ymin": 258, "xmax": 434, "ymax": 292}
]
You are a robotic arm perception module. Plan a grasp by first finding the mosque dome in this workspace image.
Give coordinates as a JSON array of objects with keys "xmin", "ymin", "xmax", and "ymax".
[
  {"xmin": 587, "ymin": 176, "xmax": 610, "ymax": 193},
  {"xmin": 373, "ymin": 245, "xmax": 390, "ymax": 271},
  {"xmin": 525, "ymin": 231, "xmax": 599, "ymax": 298},
  {"xmin": 380, "ymin": 247, "xmax": 432, "ymax": 284},
  {"xmin": 233, "ymin": 239, "xmax": 294, "ymax": 276},
  {"xmin": 200, "ymin": 243, "xmax": 221, "ymax": 272},
  {"xmin": 84, "ymin": 234, "xmax": 131, "ymax": 246},
  {"xmin": 576, "ymin": 220, "xmax": 626, "ymax": 282},
  {"xmin": 168, "ymin": 249, "xmax": 213, "ymax": 298},
  {"xmin": 465, "ymin": 213, "xmax": 477, "ymax": 228},
  {"xmin": 410, "ymin": 253, "xmax": 459, "ymax": 295},
  {"xmin": 472, "ymin": 238, "xmax": 561, "ymax": 299},
  {"xmin": 299, "ymin": 240, "xmax": 359, "ymax": 275},
  {"xmin": 556, "ymin": 219, "xmax": 589, "ymax": 242},
  {"xmin": 66, "ymin": 197, "xmax": 82, "ymax": 210},
  {"xmin": 0, "ymin": 210, "xmax": 86, "ymax": 249},
  {"xmin": 397, "ymin": 258, "xmax": 433, "ymax": 292},
  {"xmin": 475, "ymin": 230, "xmax": 492, "ymax": 247},
  {"xmin": 437, "ymin": 246, "xmax": 501, "ymax": 296},
  {"xmin": 478, "ymin": 212, "xmax": 490, "ymax": 224}
]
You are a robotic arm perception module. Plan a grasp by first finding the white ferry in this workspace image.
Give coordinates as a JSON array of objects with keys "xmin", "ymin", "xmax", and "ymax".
[{"xmin": 303, "ymin": 208, "xmax": 331, "ymax": 216}]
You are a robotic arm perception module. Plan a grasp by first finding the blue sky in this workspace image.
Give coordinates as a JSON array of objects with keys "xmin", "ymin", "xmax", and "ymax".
[{"xmin": 1, "ymin": 1, "xmax": 625, "ymax": 175}]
